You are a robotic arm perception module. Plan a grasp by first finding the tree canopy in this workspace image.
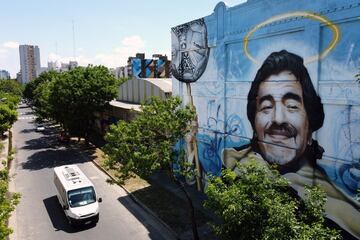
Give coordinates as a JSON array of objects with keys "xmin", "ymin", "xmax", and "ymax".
[
  {"xmin": 103, "ymin": 96, "xmax": 196, "ymax": 181},
  {"xmin": 0, "ymin": 80, "xmax": 23, "ymax": 97},
  {"xmin": 204, "ymin": 159, "xmax": 341, "ymax": 240},
  {"xmin": 0, "ymin": 80, "xmax": 20, "ymax": 136},
  {"xmin": 0, "ymin": 170, "xmax": 20, "ymax": 240},
  {"xmin": 0, "ymin": 105, "xmax": 17, "ymax": 136},
  {"xmin": 103, "ymin": 96, "xmax": 199, "ymax": 239},
  {"xmin": 24, "ymin": 66, "xmax": 118, "ymax": 140},
  {"xmin": 23, "ymin": 71, "xmax": 59, "ymax": 102},
  {"xmin": 49, "ymin": 66, "xmax": 118, "ymax": 138}
]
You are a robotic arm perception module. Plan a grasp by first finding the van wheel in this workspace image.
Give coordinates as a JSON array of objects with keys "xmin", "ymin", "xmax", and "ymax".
[{"xmin": 68, "ymin": 218, "xmax": 73, "ymax": 226}]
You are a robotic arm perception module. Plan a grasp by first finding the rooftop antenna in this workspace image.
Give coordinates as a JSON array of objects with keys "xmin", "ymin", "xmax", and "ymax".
[{"xmin": 72, "ymin": 20, "xmax": 76, "ymax": 61}]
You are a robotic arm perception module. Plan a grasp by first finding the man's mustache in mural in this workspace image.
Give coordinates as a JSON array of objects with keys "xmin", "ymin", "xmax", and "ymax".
[{"xmin": 264, "ymin": 122, "xmax": 297, "ymax": 140}]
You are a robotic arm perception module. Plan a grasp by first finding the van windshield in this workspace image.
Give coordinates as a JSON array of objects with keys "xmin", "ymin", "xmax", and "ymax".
[{"xmin": 68, "ymin": 186, "xmax": 96, "ymax": 208}]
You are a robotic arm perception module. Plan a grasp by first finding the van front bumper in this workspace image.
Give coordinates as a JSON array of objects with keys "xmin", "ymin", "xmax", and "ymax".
[{"xmin": 69, "ymin": 213, "xmax": 99, "ymax": 226}]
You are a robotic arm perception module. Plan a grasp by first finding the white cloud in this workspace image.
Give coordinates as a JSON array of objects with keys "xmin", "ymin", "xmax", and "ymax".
[
  {"xmin": 3, "ymin": 41, "xmax": 19, "ymax": 49},
  {"xmin": 46, "ymin": 35, "xmax": 147, "ymax": 69},
  {"xmin": 0, "ymin": 43, "xmax": 19, "ymax": 77},
  {"xmin": 0, "ymin": 48, "xmax": 9, "ymax": 54},
  {"xmin": 46, "ymin": 52, "xmax": 92, "ymax": 67},
  {"xmin": 121, "ymin": 35, "xmax": 145, "ymax": 48}
]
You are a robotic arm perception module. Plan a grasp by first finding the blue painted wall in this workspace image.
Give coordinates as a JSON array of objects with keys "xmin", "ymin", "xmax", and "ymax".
[
  {"xmin": 172, "ymin": 0, "xmax": 360, "ymax": 238},
  {"xmin": 131, "ymin": 58, "xmax": 170, "ymax": 78}
]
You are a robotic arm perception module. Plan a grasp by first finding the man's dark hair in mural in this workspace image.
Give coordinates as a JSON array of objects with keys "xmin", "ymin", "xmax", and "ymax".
[{"xmin": 246, "ymin": 50, "xmax": 324, "ymax": 172}]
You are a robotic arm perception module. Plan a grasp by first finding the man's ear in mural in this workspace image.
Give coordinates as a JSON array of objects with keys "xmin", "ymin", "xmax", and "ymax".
[{"xmin": 171, "ymin": 18, "xmax": 209, "ymax": 83}]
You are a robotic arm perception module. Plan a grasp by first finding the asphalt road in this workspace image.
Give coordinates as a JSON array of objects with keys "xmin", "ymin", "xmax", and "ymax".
[{"xmin": 8, "ymin": 104, "xmax": 175, "ymax": 240}]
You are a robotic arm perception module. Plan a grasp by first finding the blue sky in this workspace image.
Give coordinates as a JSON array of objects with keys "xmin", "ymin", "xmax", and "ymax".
[{"xmin": 0, "ymin": 0, "xmax": 246, "ymax": 77}]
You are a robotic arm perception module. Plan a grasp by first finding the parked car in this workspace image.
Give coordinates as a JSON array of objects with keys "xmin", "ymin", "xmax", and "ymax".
[
  {"xmin": 36, "ymin": 125, "xmax": 45, "ymax": 132},
  {"xmin": 58, "ymin": 131, "xmax": 70, "ymax": 143}
]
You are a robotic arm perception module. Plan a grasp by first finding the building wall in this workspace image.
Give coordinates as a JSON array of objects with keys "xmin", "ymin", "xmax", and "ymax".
[
  {"xmin": 0, "ymin": 70, "xmax": 10, "ymax": 79},
  {"xmin": 130, "ymin": 57, "xmax": 171, "ymax": 78},
  {"xmin": 172, "ymin": 0, "xmax": 360, "ymax": 238},
  {"xmin": 118, "ymin": 78, "xmax": 169, "ymax": 103},
  {"xmin": 93, "ymin": 107, "xmax": 136, "ymax": 136},
  {"xmin": 19, "ymin": 45, "xmax": 41, "ymax": 84}
]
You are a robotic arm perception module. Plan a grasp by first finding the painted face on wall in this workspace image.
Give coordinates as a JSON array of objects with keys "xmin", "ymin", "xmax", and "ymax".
[{"xmin": 254, "ymin": 71, "xmax": 311, "ymax": 165}]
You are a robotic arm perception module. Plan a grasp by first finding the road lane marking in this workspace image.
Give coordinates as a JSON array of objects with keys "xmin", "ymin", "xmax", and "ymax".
[
  {"xmin": 18, "ymin": 116, "xmax": 35, "ymax": 120},
  {"xmin": 89, "ymin": 176, "xmax": 100, "ymax": 180}
]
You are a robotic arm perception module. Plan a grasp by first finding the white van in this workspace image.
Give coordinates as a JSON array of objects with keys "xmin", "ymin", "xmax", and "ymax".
[{"xmin": 54, "ymin": 164, "xmax": 102, "ymax": 226}]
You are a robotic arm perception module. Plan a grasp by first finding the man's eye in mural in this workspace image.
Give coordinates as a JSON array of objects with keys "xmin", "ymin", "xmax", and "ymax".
[
  {"xmin": 260, "ymin": 103, "xmax": 272, "ymax": 113},
  {"xmin": 286, "ymin": 102, "xmax": 300, "ymax": 111}
]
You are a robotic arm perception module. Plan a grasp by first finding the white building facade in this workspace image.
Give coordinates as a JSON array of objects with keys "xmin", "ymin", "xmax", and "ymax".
[{"xmin": 0, "ymin": 70, "xmax": 10, "ymax": 79}]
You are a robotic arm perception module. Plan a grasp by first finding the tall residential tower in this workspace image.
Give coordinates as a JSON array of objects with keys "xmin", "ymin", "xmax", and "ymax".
[{"xmin": 19, "ymin": 45, "xmax": 41, "ymax": 84}]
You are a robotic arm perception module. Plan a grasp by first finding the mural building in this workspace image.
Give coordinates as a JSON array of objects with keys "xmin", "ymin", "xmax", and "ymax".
[
  {"xmin": 130, "ymin": 53, "xmax": 171, "ymax": 78},
  {"xmin": 171, "ymin": 0, "xmax": 360, "ymax": 238}
]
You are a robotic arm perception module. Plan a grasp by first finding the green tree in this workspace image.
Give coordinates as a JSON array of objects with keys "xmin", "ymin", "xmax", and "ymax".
[
  {"xmin": 0, "ymin": 80, "xmax": 23, "ymax": 97},
  {"xmin": 49, "ymin": 66, "xmax": 118, "ymax": 140},
  {"xmin": 23, "ymin": 70, "xmax": 59, "ymax": 103},
  {"xmin": 356, "ymin": 69, "xmax": 360, "ymax": 83},
  {"xmin": 103, "ymin": 96, "xmax": 199, "ymax": 239},
  {"xmin": 0, "ymin": 92, "xmax": 20, "ymax": 110},
  {"xmin": 0, "ymin": 104, "xmax": 17, "ymax": 136},
  {"xmin": 32, "ymin": 80, "xmax": 55, "ymax": 121},
  {"xmin": 204, "ymin": 159, "xmax": 341, "ymax": 240},
  {"xmin": 0, "ymin": 170, "xmax": 20, "ymax": 240},
  {"xmin": 30, "ymin": 71, "xmax": 59, "ymax": 120}
]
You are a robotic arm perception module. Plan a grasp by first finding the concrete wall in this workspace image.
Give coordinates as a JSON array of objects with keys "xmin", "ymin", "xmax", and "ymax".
[{"xmin": 172, "ymin": 0, "xmax": 360, "ymax": 238}]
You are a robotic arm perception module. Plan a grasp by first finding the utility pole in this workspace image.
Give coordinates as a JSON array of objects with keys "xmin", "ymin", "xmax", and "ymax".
[{"xmin": 72, "ymin": 20, "xmax": 76, "ymax": 61}]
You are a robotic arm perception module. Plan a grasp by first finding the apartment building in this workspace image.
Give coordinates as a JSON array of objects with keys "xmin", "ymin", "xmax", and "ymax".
[{"xmin": 19, "ymin": 45, "xmax": 41, "ymax": 84}]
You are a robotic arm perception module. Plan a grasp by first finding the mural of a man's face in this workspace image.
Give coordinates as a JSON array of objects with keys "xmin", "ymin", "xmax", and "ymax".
[{"xmin": 254, "ymin": 70, "xmax": 311, "ymax": 165}]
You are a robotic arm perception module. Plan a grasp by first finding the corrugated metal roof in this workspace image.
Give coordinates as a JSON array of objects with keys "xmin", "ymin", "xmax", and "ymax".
[
  {"xmin": 109, "ymin": 100, "xmax": 141, "ymax": 111},
  {"xmin": 140, "ymin": 78, "xmax": 172, "ymax": 93}
]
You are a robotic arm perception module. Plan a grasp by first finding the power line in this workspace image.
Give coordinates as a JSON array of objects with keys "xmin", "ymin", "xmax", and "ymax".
[{"xmin": 72, "ymin": 20, "xmax": 76, "ymax": 61}]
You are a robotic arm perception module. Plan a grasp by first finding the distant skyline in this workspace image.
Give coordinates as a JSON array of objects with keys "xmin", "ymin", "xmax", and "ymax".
[{"xmin": 0, "ymin": 0, "xmax": 246, "ymax": 78}]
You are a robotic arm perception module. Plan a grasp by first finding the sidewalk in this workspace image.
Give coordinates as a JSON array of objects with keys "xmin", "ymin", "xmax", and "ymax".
[{"xmin": 149, "ymin": 172, "xmax": 218, "ymax": 240}]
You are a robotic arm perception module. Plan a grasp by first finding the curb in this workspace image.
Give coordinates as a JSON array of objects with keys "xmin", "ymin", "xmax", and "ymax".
[
  {"xmin": 0, "ymin": 130, "xmax": 10, "ymax": 171},
  {"xmin": 73, "ymin": 144, "xmax": 179, "ymax": 240},
  {"xmin": 4, "ymin": 129, "xmax": 12, "ymax": 240},
  {"xmin": 7, "ymin": 130, "xmax": 12, "ymax": 169}
]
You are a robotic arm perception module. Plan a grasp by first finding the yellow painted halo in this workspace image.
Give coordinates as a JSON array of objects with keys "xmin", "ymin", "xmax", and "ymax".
[{"xmin": 243, "ymin": 11, "xmax": 340, "ymax": 64}]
